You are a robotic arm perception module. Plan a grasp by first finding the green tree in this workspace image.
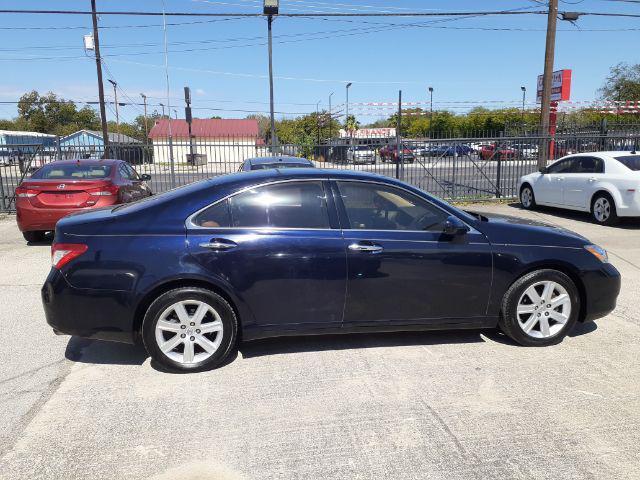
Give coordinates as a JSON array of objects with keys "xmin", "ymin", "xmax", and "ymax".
[{"xmin": 599, "ymin": 63, "xmax": 640, "ymax": 102}]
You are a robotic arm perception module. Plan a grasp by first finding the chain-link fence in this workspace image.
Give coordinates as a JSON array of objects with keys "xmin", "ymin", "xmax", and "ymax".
[{"xmin": 1, "ymin": 130, "xmax": 639, "ymax": 213}]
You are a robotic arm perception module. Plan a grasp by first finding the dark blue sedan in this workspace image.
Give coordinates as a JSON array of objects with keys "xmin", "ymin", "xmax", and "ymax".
[{"xmin": 42, "ymin": 169, "xmax": 621, "ymax": 372}]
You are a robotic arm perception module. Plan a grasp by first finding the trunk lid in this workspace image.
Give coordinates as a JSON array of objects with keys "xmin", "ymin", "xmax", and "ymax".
[{"xmin": 20, "ymin": 179, "xmax": 114, "ymax": 208}]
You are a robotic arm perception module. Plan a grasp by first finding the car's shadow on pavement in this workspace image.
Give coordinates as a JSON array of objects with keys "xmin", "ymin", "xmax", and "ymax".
[
  {"xmin": 63, "ymin": 323, "xmax": 599, "ymax": 369},
  {"xmin": 505, "ymin": 202, "xmax": 640, "ymax": 229},
  {"xmin": 25, "ymin": 232, "xmax": 54, "ymax": 246},
  {"xmin": 239, "ymin": 329, "xmax": 488, "ymax": 359}
]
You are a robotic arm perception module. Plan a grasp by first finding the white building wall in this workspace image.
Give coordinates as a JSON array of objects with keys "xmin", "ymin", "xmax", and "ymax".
[{"xmin": 151, "ymin": 137, "xmax": 257, "ymax": 165}]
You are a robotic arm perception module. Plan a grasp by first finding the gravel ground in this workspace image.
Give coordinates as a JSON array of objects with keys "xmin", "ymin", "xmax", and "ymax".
[{"xmin": 0, "ymin": 203, "xmax": 638, "ymax": 480}]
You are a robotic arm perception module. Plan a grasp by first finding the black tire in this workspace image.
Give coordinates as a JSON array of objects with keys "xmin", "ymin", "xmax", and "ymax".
[
  {"xmin": 519, "ymin": 183, "xmax": 536, "ymax": 210},
  {"xmin": 22, "ymin": 230, "xmax": 46, "ymax": 243},
  {"xmin": 142, "ymin": 287, "xmax": 238, "ymax": 372},
  {"xmin": 498, "ymin": 269, "xmax": 580, "ymax": 347},
  {"xmin": 591, "ymin": 192, "xmax": 619, "ymax": 226}
]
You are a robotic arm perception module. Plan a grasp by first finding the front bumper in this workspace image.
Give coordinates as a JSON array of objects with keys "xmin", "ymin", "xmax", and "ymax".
[
  {"xmin": 582, "ymin": 263, "xmax": 621, "ymax": 322},
  {"xmin": 41, "ymin": 268, "xmax": 136, "ymax": 344}
]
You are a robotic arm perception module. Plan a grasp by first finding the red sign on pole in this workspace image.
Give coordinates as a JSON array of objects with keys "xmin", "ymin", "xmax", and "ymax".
[{"xmin": 536, "ymin": 69, "xmax": 572, "ymax": 103}]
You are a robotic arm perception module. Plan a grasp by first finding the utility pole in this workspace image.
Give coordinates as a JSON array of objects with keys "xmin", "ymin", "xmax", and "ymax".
[
  {"xmin": 90, "ymin": 0, "xmax": 109, "ymax": 157},
  {"xmin": 159, "ymin": 103, "xmax": 165, "ymax": 117},
  {"xmin": 316, "ymin": 100, "xmax": 321, "ymax": 145},
  {"xmin": 539, "ymin": 0, "xmax": 558, "ymax": 168},
  {"xmin": 107, "ymin": 79, "xmax": 119, "ymax": 134},
  {"xmin": 184, "ymin": 86, "xmax": 195, "ymax": 162},
  {"xmin": 264, "ymin": 1, "xmax": 279, "ymax": 153},
  {"xmin": 173, "ymin": 109, "xmax": 178, "ymax": 120},
  {"xmin": 140, "ymin": 93, "xmax": 148, "ymax": 143}
]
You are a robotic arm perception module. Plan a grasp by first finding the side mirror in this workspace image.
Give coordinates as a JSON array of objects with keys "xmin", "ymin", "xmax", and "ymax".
[
  {"xmin": 538, "ymin": 167, "xmax": 547, "ymax": 174},
  {"xmin": 140, "ymin": 173, "xmax": 151, "ymax": 181},
  {"xmin": 443, "ymin": 215, "xmax": 469, "ymax": 236}
]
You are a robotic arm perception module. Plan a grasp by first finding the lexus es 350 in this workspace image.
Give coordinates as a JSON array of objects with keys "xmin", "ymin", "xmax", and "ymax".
[{"xmin": 42, "ymin": 169, "xmax": 621, "ymax": 372}]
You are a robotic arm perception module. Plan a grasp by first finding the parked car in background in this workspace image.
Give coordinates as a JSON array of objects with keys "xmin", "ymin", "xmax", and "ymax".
[
  {"xmin": 410, "ymin": 144, "xmax": 430, "ymax": 157},
  {"xmin": 519, "ymin": 151, "xmax": 640, "ymax": 225},
  {"xmin": 16, "ymin": 159, "xmax": 152, "ymax": 242},
  {"xmin": 515, "ymin": 143, "xmax": 539, "ymax": 160},
  {"xmin": 239, "ymin": 155, "xmax": 314, "ymax": 171},
  {"xmin": 42, "ymin": 168, "xmax": 620, "ymax": 372},
  {"xmin": 479, "ymin": 143, "xmax": 518, "ymax": 161},
  {"xmin": 379, "ymin": 144, "xmax": 415, "ymax": 163},
  {"xmin": 0, "ymin": 149, "xmax": 20, "ymax": 166},
  {"xmin": 346, "ymin": 145, "xmax": 377, "ymax": 164},
  {"xmin": 428, "ymin": 144, "xmax": 473, "ymax": 157}
]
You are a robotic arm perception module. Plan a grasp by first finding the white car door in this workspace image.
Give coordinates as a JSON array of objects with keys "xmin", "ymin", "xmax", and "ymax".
[
  {"xmin": 536, "ymin": 157, "xmax": 575, "ymax": 206},
  {"xmin": 562, "ymin": 156, "xmax": 604, "ymax": 209}
]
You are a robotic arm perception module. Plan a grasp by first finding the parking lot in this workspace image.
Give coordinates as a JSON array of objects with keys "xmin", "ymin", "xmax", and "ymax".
[{"xmin": 0, "ymin": 203, "xmax": 639, "ymax": 480}]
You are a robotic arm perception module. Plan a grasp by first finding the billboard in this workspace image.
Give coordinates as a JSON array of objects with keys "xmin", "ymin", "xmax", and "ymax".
[
  {"xmin": 339, "ymin": 127, "xmax": 396, "ymax": 138},
  {"xmin": 536, "ymin": 69, "xmax": 572, "ymax": 103}
]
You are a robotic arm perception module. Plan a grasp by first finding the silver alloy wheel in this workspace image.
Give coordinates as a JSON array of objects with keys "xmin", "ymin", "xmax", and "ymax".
[
  {"xmin": 516, "ymin": 281, "xmax": 572, "ymax": 339},
  {"xmin": 154, "ymin": 299, "xmax": 224, "ymax": 365},
  {"xmin": 521, "ymin": 187, "xmax": 533, "ymax": 208},
  {"xmin": 593, "ymin": 197, "xmax": 611, "ymax": 223}
]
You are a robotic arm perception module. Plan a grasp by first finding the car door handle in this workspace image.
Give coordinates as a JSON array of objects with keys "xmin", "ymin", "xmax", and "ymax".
[
  {"xmin": 557, "ymin": 177, "xmax": 565, "ymax": 181},
  {"xmin": 199, "ymin": 239, "xmax": 237, "ymax": 250},
  {"xmin": 588, "ymin": 177, "xmax": 597, "ymax": 182},
  {"xmin": 348, "ymin": 242, "xmax": 383, "ymax": 253}
]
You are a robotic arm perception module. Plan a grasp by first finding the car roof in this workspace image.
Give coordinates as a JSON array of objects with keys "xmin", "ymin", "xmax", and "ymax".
[{"xmin": 246, "ymin": 156, "xmax": 312, "ymax": 166}]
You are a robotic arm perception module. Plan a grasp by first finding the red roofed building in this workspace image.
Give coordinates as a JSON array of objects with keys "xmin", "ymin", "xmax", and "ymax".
[{"xmin": 148, "ymin": 118, "xmax": 261, "ymax": 164}]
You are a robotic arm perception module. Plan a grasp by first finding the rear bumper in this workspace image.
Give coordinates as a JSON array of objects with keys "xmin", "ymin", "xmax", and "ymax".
[
  {"xmin": 582, "ymin": 263, "xmax": 621, "ymax": 322},
  {"xmin": 41, "ymin": 268, "xmax": 136, "ymax": 344}
]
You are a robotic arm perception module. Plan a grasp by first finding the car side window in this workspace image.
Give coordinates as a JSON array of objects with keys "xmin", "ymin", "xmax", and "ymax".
[
  {"xmin": 119, "ymin": 163, "xmax": 134, "ymax": 180},
  {"xmin": 574, "ymin": 157, "xmax": 604, "ymax": 174},
  {"xmin": 337, "ymin": 181, "xmax": 448, "ymax": 232},
  {"xmin": 125, "ymin": 163, "xmax": 141, "ymax": 180},
  {"xmin": 547, "ymin": 159, "xmax": 575, "ymax": 174},
  {"xmin": 229, "ymin": 181, "xmax": 330, "ymax": 229},
  {"xmin": 193, "ymin": 199, "xmax": 232, "ymax": 228}
]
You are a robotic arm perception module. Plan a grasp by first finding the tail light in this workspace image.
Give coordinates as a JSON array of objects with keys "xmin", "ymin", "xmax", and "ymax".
[
  {"xmin": 51, "ymin": 243, "xmax": 88, "ymax": 269},
  {"xmin": 87, "ymin": 184, "xmax": 119, "ymax": 197},
  {"xmin": 15, "ymin": 186, "xmax": 38, "ymax": 198}
]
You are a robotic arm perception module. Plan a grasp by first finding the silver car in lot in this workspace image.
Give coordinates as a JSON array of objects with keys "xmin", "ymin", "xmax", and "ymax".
[{"xmin": 347, "ymin": 145, "xmax": 377, "ymax": 164}]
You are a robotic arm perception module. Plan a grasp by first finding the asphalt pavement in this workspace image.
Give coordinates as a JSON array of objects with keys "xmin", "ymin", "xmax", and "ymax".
[{"xmin": 0, "ymin": 203, "xmax": 638, "ymax": 480}]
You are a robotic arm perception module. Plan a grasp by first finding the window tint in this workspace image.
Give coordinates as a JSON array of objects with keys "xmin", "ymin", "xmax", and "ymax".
[
  {"xmin": 337, "ymin": 182, "xmax": 448, "ymax": 231},
  {"xmin": 229, "ymin": 181, "xmax": 329, "ymax": 229},
  {"xmin": 615, "ymin": 155, "xmax": 640, "ymax": 171},
  {"xmin": 30, "ymin": 164, "xmax": 112, "ymax": 179},
  {"xmin": 193, "ymin": 199, "xmax": 231, "ymax": 228},
  {"xmin": 119, "ymin": 163, "xmax": 134, "ymax": 180},
  {"xmin": 572, "ymin": 156, "xmax": 604, "ymax": 174},
  {"xmin": 547, "ymin": 159, "xmax": 576, "ymax": 174},
  {"xmin": 125, "ymin": 163, "xmax": 140, "ymax": 180}
]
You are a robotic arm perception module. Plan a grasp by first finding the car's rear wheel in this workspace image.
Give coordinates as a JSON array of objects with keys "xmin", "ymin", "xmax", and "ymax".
[
  {"xmin": 591, "ymin": 193, "xmax": 619, "ymax": 226},
  {"xmin": 142, "ymin": 287, "xmax": 238, "ymax": 372},
  {"xmin": 520, "ymin": 184, "xmax": 536, "ymax": 210},
  {"xmin": 498, "ymin": 269, "xmax": 579, "ymax": 346},
  {"xmin": 22, "ymin": 230, "xmax": 46, "ymax": 243}
]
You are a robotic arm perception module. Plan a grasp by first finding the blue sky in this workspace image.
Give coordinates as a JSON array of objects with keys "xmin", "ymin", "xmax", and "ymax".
[{"xmin": 0, "ymin": 0, "xmax": 638, "ymax": 123}]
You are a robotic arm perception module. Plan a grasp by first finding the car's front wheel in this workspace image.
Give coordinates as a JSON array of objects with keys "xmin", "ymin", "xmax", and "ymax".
[
  {"xmin": 142, "ymin": 287, "xmax": 238, "ymax": 372},
  {"xmin": 520, "ymin": 184, "xmax": 536, "ymax": 210},
  {"xmin": 591, "ymin": 192, "xmax": 619, "ymax": 226},
  {"xmin": 498, "ymin": 269, "xmax": 579, "ymax": 346}
]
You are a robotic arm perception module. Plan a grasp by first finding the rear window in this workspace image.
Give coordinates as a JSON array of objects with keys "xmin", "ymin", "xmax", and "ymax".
[
  {"xmin": 615, "ymin": 155, "xmax": 640, "ymax": 171},
  {"xmin": 31, "ymin": 164, "xmax": 112, "ymax": 179},
  {"xmin": 251, "ymin": 163, "xmax": 311, "ymax": 170}
]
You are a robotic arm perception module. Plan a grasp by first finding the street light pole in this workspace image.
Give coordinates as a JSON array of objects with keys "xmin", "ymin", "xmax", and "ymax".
[
  {"xmin": 140, "ymin": 93, "xmax": 148, "ymax": 143},
  {"xmin": 159, "ymin": 103, "xmax": 165, "ymax": 117},
  {"xmin": 316, "ymin": 100, "xmax": 321, "ymax": 145},
  {"xmin": 521, "ymin": 86, "xmax": 526, "ymax": 129},
  {"xmin": 428, "ymin": 86, "xmax": 434, "ymax": 138},
  {"xmin": 328, "ymin": 91, "xmax": 334, "ymax": 141},
  {"xmin": 107, "ymin": 79, "xmax": 119, "ymax": 134},
  {"xmin": 173, "ymin": 109, "xmax": 178, "ymax": 120},
  {"xmin": 346, "ymin": 82, "xmax": 352, "ymax": 147}
]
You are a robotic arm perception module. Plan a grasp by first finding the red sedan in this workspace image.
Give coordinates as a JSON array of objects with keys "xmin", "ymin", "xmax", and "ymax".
[
  {"xmin": 478, "ymin": 143, "xmax": 518, "ymax": 161},
  {"xmin": 15, "ymin": 159, "xmax": 152, "ymax": 242}
]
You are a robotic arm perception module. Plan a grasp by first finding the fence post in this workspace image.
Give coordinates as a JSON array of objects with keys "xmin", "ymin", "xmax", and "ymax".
[
  {"xmin": 495, "ymin": 132, "xmax": 502, "ymax": 198},
  {"xmin": 395, "ymin": 90, "xmax": 402, "ymax": 180},
  {"xmin": 0, "ymin": 166, "xmax": 6, "ymax": 212}
]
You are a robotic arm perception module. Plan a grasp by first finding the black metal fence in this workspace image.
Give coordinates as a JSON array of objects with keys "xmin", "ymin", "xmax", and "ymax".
[{"xmin": 1, "ymin": 131, "xmax": 639, "ymax": 213}]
